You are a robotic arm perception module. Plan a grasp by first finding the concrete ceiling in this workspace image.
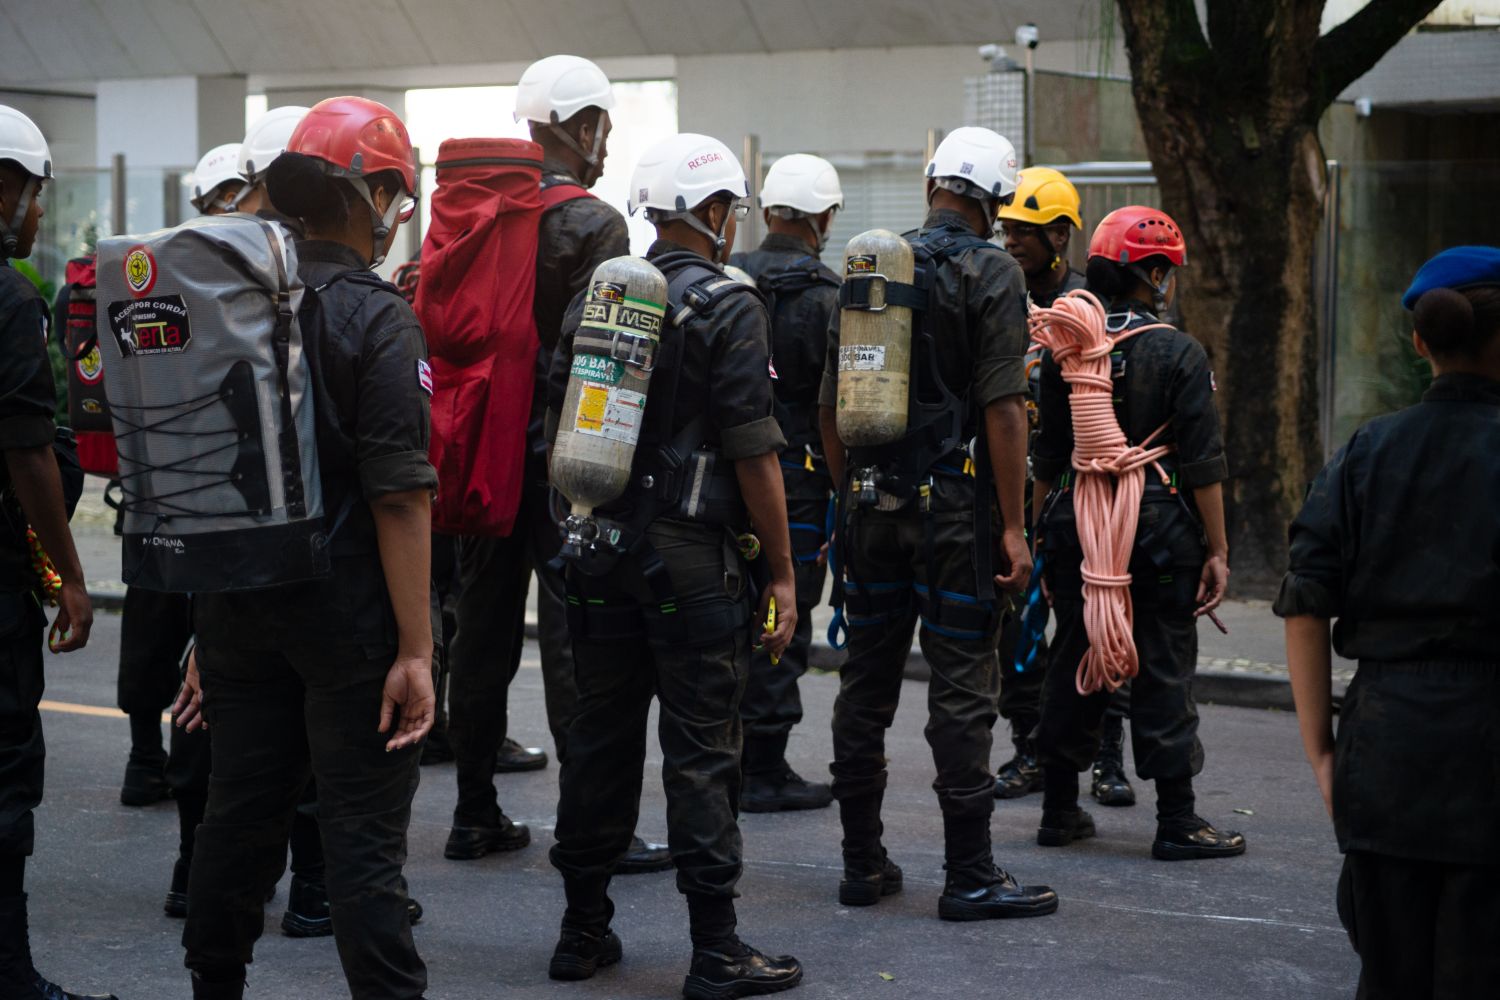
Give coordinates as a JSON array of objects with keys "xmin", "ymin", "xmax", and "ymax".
[{"xmin": 0, "ymin": 0, "xmax": 1100, "ymax": 87}]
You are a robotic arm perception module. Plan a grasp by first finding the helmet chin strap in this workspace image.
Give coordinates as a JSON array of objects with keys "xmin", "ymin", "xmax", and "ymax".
[
  {"xmin": 673, "ymin": 207, "xmax": 731, "ymax": 260},
  {"xmin": 1129, "ymin": 263, "xmax": 1174, "ymax": 312},
  {"xmin": 347, "ymin": 175, "xmax": 405, "ymax": 269},
  {"xmin": 547, "ymin": 110, "xmax": 607, "ymax": 187},
  {"xmin": 226, "ymin": 179, "xmax": 259, "ymax": 211},
  {"xmin": 0, "ymin": 176, "xmax": 38, "ymax": 258}
]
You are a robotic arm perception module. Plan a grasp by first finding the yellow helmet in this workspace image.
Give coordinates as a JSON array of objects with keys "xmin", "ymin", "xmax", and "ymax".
[{"xmin": 998, "ymin": 166, "xmax": 1082, "ymax": 229}]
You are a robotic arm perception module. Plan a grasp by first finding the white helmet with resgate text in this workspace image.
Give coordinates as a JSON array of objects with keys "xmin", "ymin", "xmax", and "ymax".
[
  {"xmin": 629, "ymin": 133, "xmax": 747, "ymax": 253},
  {"xmin": 238, "ymin": 105, "xmax": 309, "ymax": 183},
  {"xmin": 0, "ymin": 105, "xmax": 51, "ymax": 181},
  {"xmin": 925, "ymin": 126, "xmax": 1019, "ymax": 203},
  {"xmin": 514, "ymin": 55, "xmax": 616, "ymax": 125},
  {"xmin": 760, "ymin": 153, "xmax": 843, "ymax": 215},
  {"xmin": 190, "ymin": 143, "xmax": 245, "ymax": 212}
]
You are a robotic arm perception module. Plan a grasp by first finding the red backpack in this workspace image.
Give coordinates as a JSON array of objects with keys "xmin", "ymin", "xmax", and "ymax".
[
  {"xmin": 57, "ymin": 256, "xmax": 119, "ymax": 478},
  {"xmin": 417, "ymin": 138, "xmax": 589, "ymax": 536}
]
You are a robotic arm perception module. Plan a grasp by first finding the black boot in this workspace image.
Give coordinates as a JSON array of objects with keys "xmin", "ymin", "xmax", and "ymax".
[
  {"xmin": 493, "ymin": 737, "xmax": 548, "ymax": 773},
  {"xmin": 549, "ymin": 927, "xmax": 623, "ymax": 981},
  {"xmin": 120, "ymin": 713, "xmax": 170, "ymax": 807},
  {"xmin": 1091, "ymin": 716, "xmax": 1136, "ymax": 807},
  {"xmin": 613, "ymin": 835, "xmax": 673, "ymax": 875},
  {"xmin": 684, "ymin": 895, "xmax": 801, "ymax": 999},
  {"xmin": 1036, "ymin": 808, "xmax": 1096, "ymax": 847},
  {"xmin": 837, "ymin": 793, "xmax": 900, "ymax": 906},
  {"xmin": 741, "ymin": 731, "xmax": 832, "ymax": 813},
  {"xmin": 993, "ymin": 736, "xmax": 1042, "ymax": 799},
  {"xmin": 280, "ymin": 875, "xmax": 332, "ymax": 938},
  {"xmin": 164, "ymin": 856, "xmax": 190, "ymax": 918},
  {"xmin": 1152, "ymin": 815, "xmax": 1247, "ymax": 861},
  {"xmin": 937, "ymin": 816, "xmax": 1058, "ymax": 921},
  {"xmin": 444, "ymin": 806, "xmax": 531, "ymax": 860},
  {"xmin": 0, "ymin": 893, "xmax": 120, "ymax": 999},
  {"xmin": 189, "ymin": 973, "xmax": 244, "ymax": 999}
]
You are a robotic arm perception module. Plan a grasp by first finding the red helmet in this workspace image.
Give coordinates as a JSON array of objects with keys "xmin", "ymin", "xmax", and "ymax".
[
  {"xmin": 286, "ymin": 96, "xmax": 417, "ymax": 195},
  {"xmin": 1088, "ymin": 206, "xmax": 1187, "ymax": 268}
]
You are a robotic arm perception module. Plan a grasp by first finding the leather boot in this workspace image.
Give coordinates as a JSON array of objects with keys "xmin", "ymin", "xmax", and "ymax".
[
  {"xmin": 445, "ymin": 806, "xmax": 531, "ymax": 860},
  {"xmin": 937, "ymin": 816, "xmax": 1058, "ymax": 921},
  {"xmin": 1152, "ymin": 815, "xmax": 1247, "ymax": 861},
  {"xmin": 993, "ymin": 736, "xmax": 1042, "ymax": 799},
  {"xmin": 190, "ymin": 973, "xmax": 244, "ymax": 999},
  {"xmin": 613, "ymin": 835, "xmax": 673, "ymax": 875},
  {"xmin": 164, "ymin": 856, "xmax": 190, "ymax": 918},
  {"xmin": 838, "ymin": 792, "xmax": 899, "ymax": 906},
  {"xmin": 493, "ymin": 738, "xmax": 548, "ymax": 773},
  {"xmin": 1036, "ymin": 807, "xmax": 1097, "ymax": 847},
  {"xmin": 741, "ymin": 731, "xmax": 832, "ymax": 813},
  {"xmin": 280, "ymin": 875, "xmax": 332, "ymax": 938},
  {"xmin": 682, "ymin": 942, "xmax": 803, "ymax": 999},
  {"xmin": 0, "ymin": 894, "xmax": 120, "ymax": 999},
  {"xmin": 1091, "ymin": 716, "xmax": 1136, "ymax": 807},
  {"xmin": 549, "ymin": 927, "xmax": 622, "ymax": 981}
]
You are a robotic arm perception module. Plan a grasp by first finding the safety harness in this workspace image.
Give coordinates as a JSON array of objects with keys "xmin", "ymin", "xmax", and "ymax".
[
  {"xmin": 559, "ymin": 251, "xmax": 763, "ymax": 644},
  {"xmin": 827, "ymin": 224, "xmax": 1001, "ymax": 646}
]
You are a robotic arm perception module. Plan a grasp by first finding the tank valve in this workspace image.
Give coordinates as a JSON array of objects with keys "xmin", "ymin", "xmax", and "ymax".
[{"xmin": 560, "ymin": 513, "xmax": 600, "ymax": 561}]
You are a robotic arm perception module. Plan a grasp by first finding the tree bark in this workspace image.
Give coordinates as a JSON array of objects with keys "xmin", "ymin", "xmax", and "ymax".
[{"xmin": 1113, "ymin": 0, "xmax": 1442, "ymax": 591}]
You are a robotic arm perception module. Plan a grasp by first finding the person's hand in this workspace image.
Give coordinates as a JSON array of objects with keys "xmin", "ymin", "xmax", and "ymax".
[
  {"xmin": 172, "ymin": 646, "xmax": 206, "ymax": 733},
  {"xmin": 758, "ymin": 577, "xmax": 797, "ymax": 660},
  {"xmin": 1310, "ymin": 748, "xmax": 1334, "ymax": 819},
  {"xmin": 379, "ymin": 653, "xmax": 435, "ymax": 752},
  {"xmin": 993, "ymin": 529, "xmax": 1033, "ymax": 595},
  {"xmin": 48, "ymin": 580, "xmax": 92, "ymax": 653},
  {"xmin": 1195, "ymin": 553, "xmax": 1230, "ymax": 618},
  {"xmin": 817, "ymin": 530, "xmax": 836, "ymax": 569}
]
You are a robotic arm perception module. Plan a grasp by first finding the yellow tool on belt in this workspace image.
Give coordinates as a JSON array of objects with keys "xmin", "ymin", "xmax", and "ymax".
[{"xmin": 765, "ymin": 596, "xmax": 780, "ymax": 666}]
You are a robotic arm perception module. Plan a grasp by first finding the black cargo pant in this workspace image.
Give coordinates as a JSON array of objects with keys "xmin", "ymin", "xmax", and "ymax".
[
  {"xmin": 1036, "ymin": 495, "xmax": 1205, "ymax": 782},
  {"xmin": 0, "ymin": 596, "xmax": 47, "ymax": 864},
  {"xmin": 997, "ymin": 594, "xmax": 1046, "ymax": 749},
  {"xmin": 830, "ymin": 476, "xmax": 1001, "ymax": 822},
  {"xmin": 551, "ymin": 520, "xmax": 750, "ymax": 929},
  {"xmin": 741, "ymin": 458, "xmax": 829, "ymax": 740},
  {"xmin": 185, "ymin": 641, "xmax": 425, "ymax": 1000},
  {"xmin": 1338, "ymin": 852, "xmax": 1500, "ymax": 999},
  {"xmin": 116, "ymin": 586, "xmax": 193, "ymax": 717},
  {"xmin": 448, "ymin": 457, "xmax": 577, "ymax": 823}
]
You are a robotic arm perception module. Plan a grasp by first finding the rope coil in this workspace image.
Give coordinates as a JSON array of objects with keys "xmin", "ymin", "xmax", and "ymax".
[{"xmin": 1028, "ymin": 290, "xmax": 1175, "ymax": 696}]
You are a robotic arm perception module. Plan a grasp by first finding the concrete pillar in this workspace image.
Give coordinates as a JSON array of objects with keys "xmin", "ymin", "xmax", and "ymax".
[{"xmin": 95, "ymin": 75, "xmax": 246, "ymax": 169}]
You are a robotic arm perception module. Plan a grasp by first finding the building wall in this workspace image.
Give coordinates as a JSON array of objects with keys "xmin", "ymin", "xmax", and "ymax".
[{"xmin": 0, "ymin": 90, "xmax": 95, "ymax": 171}]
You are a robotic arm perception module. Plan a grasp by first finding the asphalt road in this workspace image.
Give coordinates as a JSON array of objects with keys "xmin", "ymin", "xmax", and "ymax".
[{"xmin": 25, "ymin": 610, "xmax": 1358, "ymax": 1000}]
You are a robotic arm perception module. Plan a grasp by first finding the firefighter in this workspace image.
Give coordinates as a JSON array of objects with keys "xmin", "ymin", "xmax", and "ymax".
[
  {"xmin": 1031, "ymin": 206, "xmax": 1242, "ymax": 860},
  {"xmin": 727, "ymin": 153, "xmax": 843, "ymax": 813},
  {"xmin": 545, "ymin": 132, "xmax": 803, "ymax": 997},
  {"xmin": 819, "ymin": 127, "xmax": 1057, "ymax": 921}
]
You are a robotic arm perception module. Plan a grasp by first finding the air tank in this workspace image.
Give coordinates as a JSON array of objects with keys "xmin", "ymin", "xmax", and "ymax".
[
  {"xmin": 836, "ymin": 229, "xmax": 914, "ymax": 446},
  {"xmin": 551, "ymin": 257, "xmax": 669, "ymax": 548}
]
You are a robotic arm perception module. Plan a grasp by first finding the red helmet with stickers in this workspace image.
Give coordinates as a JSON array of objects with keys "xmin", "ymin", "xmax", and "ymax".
[
  {"xmin": 1087, "ymin": 206, "xmax": 1187, "ymax": 268},
  {"xmin": 286, "ymin": 96, "xmax": 417, "ymax": 194}
]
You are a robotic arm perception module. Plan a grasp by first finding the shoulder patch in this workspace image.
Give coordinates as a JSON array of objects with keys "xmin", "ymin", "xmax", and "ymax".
[{"xmin": 417, "ymin": 358, "xmax": 433, "ymax": 396}]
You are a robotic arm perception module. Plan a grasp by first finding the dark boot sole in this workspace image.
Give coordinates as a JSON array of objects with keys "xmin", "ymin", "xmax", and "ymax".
[
  {"xmin": 444, "ymin": 829, "xmax": 532, "ymax": 860},
  {"xmin": 682, "ymin": 967, "xmax": 803, "ymax": 999},
  {"xmin": 614, "ymin": 854, "xmax": 675, "ymax": 876},
  {"xmin": 993, "ymin": 777, "xmax": 1043, "ymax": 800},
  {"xmin": 838, "ymin": 875, "xmax": 902, "ymax": 907},
  {"xmin": 549, "ymin": 942, "xmax": 623, "ymax": 981},
  {"xmin": 937, "ymin": 894, "xmax": 1060, "ymax": 921},
  {"xmin": 1036, "ymin": 817, "xmax": 1097, "ymax": 847},
  {"xmin": 1093, "ymin": 789, "xmax": 1137, "ymax": 807},
  {"xmin": 494, "ymin": 755, "xmax": 549, "ymax": 774},
  {"xmin": 281, "ymin": 911, "xmax": 333, "ymax": 938},
  {"xmin": 164, "ymin": 891, "xmax": 188, "ymax": 918},
  {"xmin": 1151, "ymin": 840, "xmax": 1247, "ymax": 861}
]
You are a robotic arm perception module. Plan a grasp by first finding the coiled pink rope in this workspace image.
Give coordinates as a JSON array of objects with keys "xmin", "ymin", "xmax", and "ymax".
[{"xmin": 1029, "ymin": 290, "xmax": 1175, "ymax": 696}]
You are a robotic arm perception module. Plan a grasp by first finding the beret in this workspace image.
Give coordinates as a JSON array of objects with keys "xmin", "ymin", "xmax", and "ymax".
[{"xmin": 1402, "ymin": 245, "xmax": 1500, "ymax": 310}]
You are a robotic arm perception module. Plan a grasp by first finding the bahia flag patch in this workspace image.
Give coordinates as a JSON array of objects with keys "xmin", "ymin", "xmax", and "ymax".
[{"xmin": 417, "ymin": 359, "xmax": 434, "ymax": 396}]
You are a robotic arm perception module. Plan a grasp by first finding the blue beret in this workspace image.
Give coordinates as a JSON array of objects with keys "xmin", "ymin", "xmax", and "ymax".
[{"xmin": 1402, "ymin": 246, "xmax": 1500, "ymax": 311}]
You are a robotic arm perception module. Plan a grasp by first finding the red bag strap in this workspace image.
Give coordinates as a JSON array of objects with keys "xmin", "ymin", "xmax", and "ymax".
[{"xmin": 539, "ymin": 182, "xmax": 592, "ymax": 211}]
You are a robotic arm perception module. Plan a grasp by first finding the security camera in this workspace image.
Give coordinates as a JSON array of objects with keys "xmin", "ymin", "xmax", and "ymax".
[
  {"xmin": 1015, "ymin": 23, "xmax": 1039, "ymax": 50},
  {"xmin": 978, "ymin": 43, "xmax": 1002, "ymax": 62}
]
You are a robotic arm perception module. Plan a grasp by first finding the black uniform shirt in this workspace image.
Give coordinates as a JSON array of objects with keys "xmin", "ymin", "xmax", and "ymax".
[
  {"xmin": 1274, "ymin": 373, "xmax": 1500, "ymax": 661},
  {"xmin": 1030, "ymin": 265, "xmax": 1087, "ymax": 310},
  {"xmin": 817, "ymin": 208, "xmax": 1029, "ymax": 421},
  {"xmin": 1033, "ymin": 304, "xmax": 1227, "ymax": 490},
  {"xmin": 534, "ymin": 160, "xmax": 629, "ymax": 357},
  {"xmin": 0, "ymin": 261, "xmax": 57, "ymax": 594},
  {"xmin": 547, "ymin": 239, "xmax": 785, "ymax": 461},
  {"xmin": 195, "ymin": 240, "xmax": 437, "ymax": 646},
  {"xmin": 729, "ymin": 232, "xmax": 839, "ymax": 450}
]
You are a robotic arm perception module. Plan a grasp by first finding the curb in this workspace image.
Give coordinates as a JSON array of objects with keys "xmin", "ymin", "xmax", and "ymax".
[{"xmin": 89, "ymin": 589, "xmax": 126, "ymax": 611}]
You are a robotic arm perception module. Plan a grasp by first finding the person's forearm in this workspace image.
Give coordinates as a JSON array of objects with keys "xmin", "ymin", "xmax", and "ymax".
[
  {"xmin": 1285, "ymin": 615, "xmax": 1335, "ymax": 764},
  {"xmin": 735, "ymin": 452, "xmax": 795, "ymax": 583},
  {"xmin": 818, "ymin": 405, "xmax": 844, "ymax": 486},
  {"xmin": 1192, "ymin": 482, "xmax": 1229, "ymax": 557},
  {"xmin": 984, "ymin": 395, "xmax": 1028, "ymax": 537},
  {"xmin": 5, "ymin": 444, "xmax": 84, "ymax": 584},
  {"xmin": 371, "ymin": 489, "xmax": 434, "ymax": 660}
]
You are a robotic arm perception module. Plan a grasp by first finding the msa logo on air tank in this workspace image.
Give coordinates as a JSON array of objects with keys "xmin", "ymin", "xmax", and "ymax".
[{"xmin": 582, "ymin": 283, "xmax": 664, "ymax": 338}]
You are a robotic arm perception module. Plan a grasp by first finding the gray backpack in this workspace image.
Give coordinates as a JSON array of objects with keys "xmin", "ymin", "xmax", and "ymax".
[{"xmin": 96, "ymin": 214, "xmax": 331, "ymax": 592}]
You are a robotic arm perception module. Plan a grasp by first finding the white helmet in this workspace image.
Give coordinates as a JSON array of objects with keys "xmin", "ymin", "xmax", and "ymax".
[
  {"xmin": 925, "ymin": 126, "xmax": 1019, "ymax": 202},
  {"xmin": 0, "ymin": 105, "xmax": 51, "ymax": 181},
  {"xmin": 190, "ymin": 143, "xmax": 245, "ymax": 212},
  {"xmin": 0, "ymin": 105, "xmax": 51, "ymax": 257},
  {"xmin": 514, "ymin": 55, "xmax": 616, "ymax": 125},
  {"xmin": 238, "ymin": 105, "xmax": 309, "ymax": 183},
  {"xmin": 630, "ymin": 133, "xmax": 747, "ymax": 253},
  {"xmin": 759, "ymin": 153, "xmax": 843, "ymax": 215}
]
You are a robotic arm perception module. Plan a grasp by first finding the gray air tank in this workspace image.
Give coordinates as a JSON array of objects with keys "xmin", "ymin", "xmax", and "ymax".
[
  {"xmin": 836, "ymin": 229, "xmax": 914, "ymax": 446},
  {"xmin": 550, "ymin": 256, "xmax": 669, "ymax": 533}
]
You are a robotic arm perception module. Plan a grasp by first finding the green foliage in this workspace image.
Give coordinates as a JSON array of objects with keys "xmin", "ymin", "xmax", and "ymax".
[
  {"xmin": 10, "ymin": 258, "xmax": 54, "ymax": 306},
  {"xmin": 1372, "ymin": 325, "xmax": 1431, "ymax": 416}
]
